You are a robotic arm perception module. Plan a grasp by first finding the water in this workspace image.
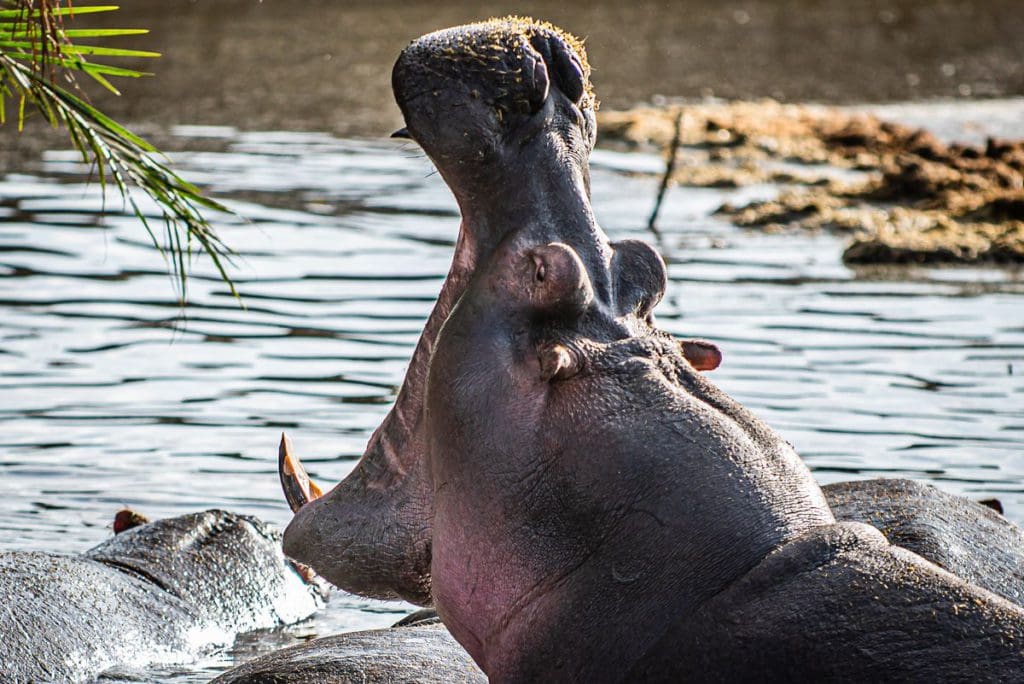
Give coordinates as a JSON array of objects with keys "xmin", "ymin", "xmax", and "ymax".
[{"xmin": 2, "ymin": 104, "xmax": 1023, "ymax": 680}]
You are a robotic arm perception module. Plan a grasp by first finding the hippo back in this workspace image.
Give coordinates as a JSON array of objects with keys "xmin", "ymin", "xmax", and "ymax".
[
  {"xmin": 825, "ymin": 478, "xmax": 1024, "ymax": 605},
  {"xmin": 212, "ymin": 622, "xmax": 485, "ymax": 684},
  {"xmin": 85, "ymin": 509, "xmax": 324, "ymax": 633},
  {"xmin": 0, "ymin": 551, "xmax": 195, "ymax": 683},
  {"xmin": 1, "ymin": 510, "xmax": 326, "ymax": 684}
]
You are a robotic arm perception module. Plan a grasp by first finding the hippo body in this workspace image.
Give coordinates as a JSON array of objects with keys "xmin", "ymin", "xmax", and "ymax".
[
  {"xmin": 424, "ymin": 238, "xmax": 1024, "ymax": 681},
  {"xmin": 0, "ymin": 510, "xmax": 326, "ymax": 684},
  {"xmin": 825, "ymin": 478, "xmax": 1024, "ymax": 606},
  {"xmin": 636, "ymin": 522, "xmax": 1024, "ymax": 681},
  {"xmin": 281, "ymin": 17, "xmax": 722, "ymax": 607},
  {"xmin": 277, "ymin": 16, "xmax": 1024, "ymax": 682}
]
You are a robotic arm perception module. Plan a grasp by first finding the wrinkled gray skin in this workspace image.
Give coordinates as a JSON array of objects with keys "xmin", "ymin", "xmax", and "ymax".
[
  {"xmin": 0, "ymin": 510, "xmax": 326, "ymax": 684},
  {"xmin": 281, "ymin": 17, "xmax": 719, "ymax": 607},
  {"xmin": 213, "ymin": 613, "xmax": 484, "ymax": 684},
  {"xmin": 426, "ymin": 238, "xmax": 1024, "ymax": 681},
  {"xmin": 282, "ymin": 17, "xmax": 1024, "ymax": 619},
  {"xmin": 824, "ymin": 478, "xmax": 1024, "ymax": 605}
]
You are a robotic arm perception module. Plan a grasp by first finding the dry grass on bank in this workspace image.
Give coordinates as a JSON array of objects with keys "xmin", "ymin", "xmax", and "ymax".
[{"xmin": 598, "ymin": 101, "xmax": 1024, "ymax": 265}]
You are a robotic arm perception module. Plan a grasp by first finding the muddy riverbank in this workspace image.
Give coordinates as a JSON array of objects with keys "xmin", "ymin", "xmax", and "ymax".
[
  {"xmin": 6, "ymin": 0, "xmax": 1024, "ymax": 148},
  {"xmin": 600, "ymin": 100, "xmax": 1024, "ymax": 265}
]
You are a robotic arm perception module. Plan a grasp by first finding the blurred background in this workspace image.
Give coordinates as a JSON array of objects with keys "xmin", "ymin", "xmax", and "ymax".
[{"xmin": 8, "ymin": 0, "xmax": 1024, "ymax": 148}]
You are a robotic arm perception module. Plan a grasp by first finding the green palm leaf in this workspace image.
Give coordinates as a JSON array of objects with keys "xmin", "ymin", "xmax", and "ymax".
[{"xmin": 0, "ymin": 0, "xmax": 238, "ymax": 302}]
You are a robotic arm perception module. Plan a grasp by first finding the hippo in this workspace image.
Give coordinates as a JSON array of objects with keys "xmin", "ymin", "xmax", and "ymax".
[
  {"xmin": 212, "ymin": 612, "xmax": 484, "ymax": 684},
  {"xmin": 0, "ymin": 509, "xmax": 327, "ymax": 684},
  {"xmin": 280, "ymin": 16, "xmax": 722, "ymax": 609},
  {"xmin": 422, "ymin": 235, "xmax": 1024, "ymax": 680},
  {"xmin": 279, "ymin": 16, "xmax": 1024, "ymax": 618}
]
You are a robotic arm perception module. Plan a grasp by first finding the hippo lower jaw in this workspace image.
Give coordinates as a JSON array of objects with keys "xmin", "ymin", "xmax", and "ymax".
[
  {"xmin": 278, "ymin": 231, "xmax": 480, "ymax": 605},
  {"xmin": 282, "ymin": 482, "xmax": 433, "ymax": 605}
]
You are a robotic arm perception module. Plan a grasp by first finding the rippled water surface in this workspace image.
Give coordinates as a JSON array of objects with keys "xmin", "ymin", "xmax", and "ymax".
[{"xmin": 2, "ymin": 102, "xmax": 1023, "ymax": 681}]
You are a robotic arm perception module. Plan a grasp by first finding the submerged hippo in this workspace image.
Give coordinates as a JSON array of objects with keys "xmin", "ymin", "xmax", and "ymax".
[
  {"xmin": 424, "ymin": 236, "xmax": 1024, "ymax": 680},
  {"xmin": 280, "ymin": 16, "xmax": 1024, "ymax": 616},
  {"xmin": 213, "ymin": 612, "xmax": 484, "ymax": 684},
  {"xmin": 1, "ymin": 509, "xmax": 327, "ymax": 684}
]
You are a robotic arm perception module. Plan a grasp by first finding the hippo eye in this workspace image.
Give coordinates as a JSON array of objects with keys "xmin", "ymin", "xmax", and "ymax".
[{"xmin": 535, "ymin": 262, "xmax": 546, "ymax": 282}]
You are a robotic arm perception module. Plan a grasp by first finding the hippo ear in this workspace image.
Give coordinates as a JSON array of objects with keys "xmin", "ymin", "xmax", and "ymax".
[
  {"xmin": 113, "ymin": 509, "xmax": 150, "ymax": 534},
  {"xmin": 679, "ymin": 339, "xmax": 723, "ymax": 372},
  {"xmin": 610, "ymin": 240, "xmax": 667, "ymax": 320},
  {"xmin": 538, "ymin": 343, "xmax": 582, "ymax": 383}
]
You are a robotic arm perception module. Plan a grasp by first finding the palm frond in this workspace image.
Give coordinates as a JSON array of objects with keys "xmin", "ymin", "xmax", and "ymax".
[{"xmin": 0, "ymin": 0, "xmax": 238, "ymax": 303}]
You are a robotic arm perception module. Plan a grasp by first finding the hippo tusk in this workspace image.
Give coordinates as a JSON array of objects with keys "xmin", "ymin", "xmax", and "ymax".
[{"xmin": 279, "ymin": 433, "xmax": 324, "ymax": 513}]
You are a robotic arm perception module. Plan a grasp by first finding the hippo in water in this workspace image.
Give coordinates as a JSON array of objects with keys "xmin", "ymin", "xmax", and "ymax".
[
  {"xmin": 279, "ymin": 17, "xmax": 722, "ymax": 608},
  {"xmin": 0, "ymin": 509, "xmax": 327, "ymax": 684},
  {"xmin": 212, "ymin": 611, "xmax": 484, "ymax": 684},
  {"xmin": 423, "ymin": 236, "xmax": 1024, "ymax": 680},
  {"xmin": 279, "ymin": 17, "xmax": 1024, "ymax": 617}
]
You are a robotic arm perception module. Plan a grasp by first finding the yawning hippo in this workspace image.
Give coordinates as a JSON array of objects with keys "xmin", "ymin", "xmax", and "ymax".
[
  {"xmin": 280, "ymin": 16, "xmax": 1024, "ymax": 617},
  {"xmin": 280, "ymin": 17, "xmax": 721, "ymax": 607},
  {"xmin": 0, "ymin": 509, "xmax": 327, "ymax": 684},
  {"xmin": 424, "ymin": 237, "xmax": 1024, "ymax": 680}
]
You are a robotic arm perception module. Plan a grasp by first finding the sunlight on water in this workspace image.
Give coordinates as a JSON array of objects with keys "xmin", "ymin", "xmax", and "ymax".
[{"xmin": 1, "ymin": 110, "xmax": 1023, "ymax": 679}]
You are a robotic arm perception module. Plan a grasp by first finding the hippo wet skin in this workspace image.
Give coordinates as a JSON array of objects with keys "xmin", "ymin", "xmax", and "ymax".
[
  {"xmin": 0, "ymin": 509, "xmax": 326, "ymax": 684},
  {"xmin": 280, "ymin": 16, "xmax": 722, "ymax": 608},
  {"xmin": 281, "ymin": 16, "xmax": 1024, "ymax": 612},
  {"xmin": 274, "ymin": 16, "xmax": 1024, "ymax": 680},
  {"xmin": 425, "ymin": 237, "xmax": 1024, "ymax": 681},
  {"xmin": 212, "ymin": 612, "xmax": 484, "ymax": 684}
]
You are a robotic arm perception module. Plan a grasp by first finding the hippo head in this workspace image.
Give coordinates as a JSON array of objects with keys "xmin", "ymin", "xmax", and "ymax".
[
  {"xmin": 88, "ymin": 509, "xmax": 328, "ymax": 631},
  {"xmin": 392, "ymin": 17, "xmax": 597, "ymax": 212},
  {"xmin": 281, "ymin": 18, "xmax": 720, "ymax": 607}
]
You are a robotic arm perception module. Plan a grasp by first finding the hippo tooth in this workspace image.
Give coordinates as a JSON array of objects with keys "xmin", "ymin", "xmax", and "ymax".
[{"xmin": 278, "ymin": 433, "xmax": 323, "ymax": 513}]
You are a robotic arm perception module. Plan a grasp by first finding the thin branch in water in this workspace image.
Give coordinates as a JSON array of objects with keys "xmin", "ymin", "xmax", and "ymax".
[{"xmin": 646, "ymin": 107, "xmax": 684, "ymax": 240}]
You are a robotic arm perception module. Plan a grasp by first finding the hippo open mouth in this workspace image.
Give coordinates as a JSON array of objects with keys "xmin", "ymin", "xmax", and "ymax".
[{"xmin": 280, "ymin": 17, "xmax": 719, "ymax": 606}]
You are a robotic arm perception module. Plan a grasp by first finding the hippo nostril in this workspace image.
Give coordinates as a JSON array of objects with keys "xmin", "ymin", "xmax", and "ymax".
[
  {"xmin": 529, "ymin": 34, "xmax": 586, "ymax": 106},
  {"xmin": 522, "ymin": 50, "xmax": 550, "ymax": 114},
  {"xmin": 553, "ymin": 52, "xmax": 585, "ymax": 104}
]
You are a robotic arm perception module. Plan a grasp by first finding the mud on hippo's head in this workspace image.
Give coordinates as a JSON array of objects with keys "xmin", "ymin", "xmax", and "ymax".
[{"xmin": 393, "ymin": 16, "xmax": 596, "ymax": 198}]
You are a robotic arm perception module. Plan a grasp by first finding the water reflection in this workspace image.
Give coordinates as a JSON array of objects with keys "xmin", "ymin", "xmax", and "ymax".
[{"xmin": 1, "ymin": 107, "xmax": 1023, "ymax": 679}]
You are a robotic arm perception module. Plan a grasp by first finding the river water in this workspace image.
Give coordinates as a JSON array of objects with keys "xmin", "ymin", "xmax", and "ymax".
[{"xmin": 2, "ymin": 97, "xmax": 1024, "ymax": 679}]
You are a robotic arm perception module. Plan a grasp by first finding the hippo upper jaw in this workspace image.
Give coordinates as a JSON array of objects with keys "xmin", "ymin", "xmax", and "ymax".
[{"xmin": 392, "ymin": 17, "xmax": 597, "ymax": 233}]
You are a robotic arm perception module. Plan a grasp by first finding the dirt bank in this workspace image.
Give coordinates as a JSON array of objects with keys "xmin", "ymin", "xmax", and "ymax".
[{"xmin": 598, "ymin": 101, "xmax": 1024, "ymax": 265}]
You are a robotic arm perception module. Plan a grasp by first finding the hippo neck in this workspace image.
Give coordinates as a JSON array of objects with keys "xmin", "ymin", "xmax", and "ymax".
[
  {"xmin": 451, "ymin": 133, "xmax": 614, "ymax": 306},
  {"xmin": 372, "ymin": 132, "xmax": 605, "ymax": 472}
]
